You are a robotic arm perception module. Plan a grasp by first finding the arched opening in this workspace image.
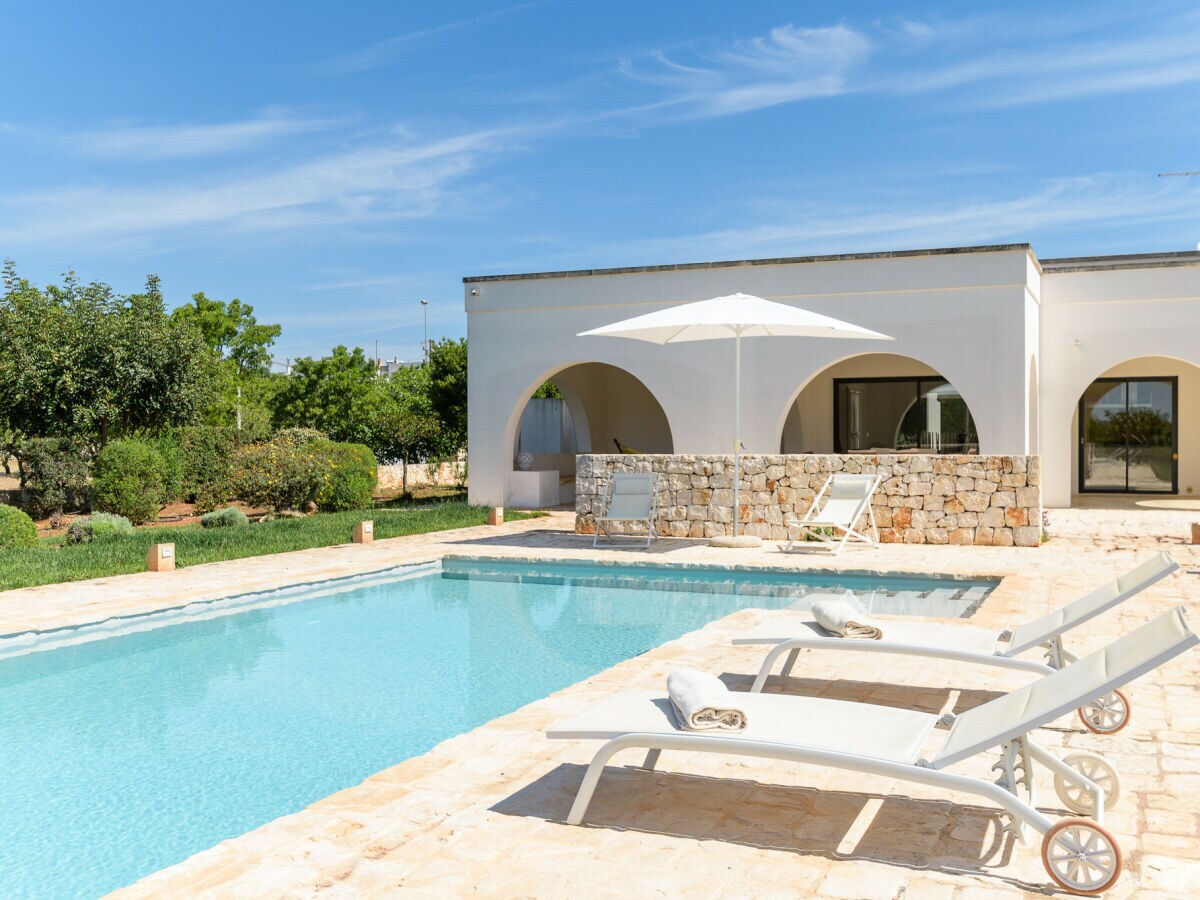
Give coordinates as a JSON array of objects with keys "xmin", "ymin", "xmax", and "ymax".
[
  {"xmin": 1072, "ymin": 356, "xmax": 1200, "ymax": 497},
  {"xmin": 779, "ymin": 352, "xmax": 981, "ymax": 454},
  {"xmin": 510, "ymin": 362, "xmax": 674, "ymax": 506}
]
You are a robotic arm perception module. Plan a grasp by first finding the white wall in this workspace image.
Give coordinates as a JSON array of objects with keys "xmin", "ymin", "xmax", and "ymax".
[
  {"xmin": 466, "ymin": 246, "xmax": 1200, "ymax": 509},
  {"xmin": 467, "ymin": 246, "xmax": 1037, "ymax": 506},
  {"xmin": 1039, "ymin": 262, "xmax": 1200, "ymax": 506}
]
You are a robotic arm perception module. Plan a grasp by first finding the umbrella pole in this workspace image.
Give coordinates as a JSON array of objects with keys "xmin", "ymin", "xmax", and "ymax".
[{"xmin": 733, "ymin": 330, "xmax": 741, "ymax": 537}]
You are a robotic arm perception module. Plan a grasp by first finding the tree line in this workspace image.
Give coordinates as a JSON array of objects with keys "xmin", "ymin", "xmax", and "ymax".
[{"xmin": 0, "ymin": 262, "xmax": 467, "ymax": 480}]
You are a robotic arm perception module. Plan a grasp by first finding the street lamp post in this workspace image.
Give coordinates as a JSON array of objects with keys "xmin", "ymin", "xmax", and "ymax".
[{"xmin": 420, "ymin": 298, "xmax": 429, "ymax": 363}]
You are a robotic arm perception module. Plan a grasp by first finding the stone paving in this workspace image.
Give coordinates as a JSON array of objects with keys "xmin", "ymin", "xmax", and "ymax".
[{"xmin": 4, "ymin": 507, "xmax": 1198, "ymax": 898}]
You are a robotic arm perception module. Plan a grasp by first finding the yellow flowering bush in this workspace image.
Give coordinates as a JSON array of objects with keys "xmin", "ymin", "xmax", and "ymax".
[
  {"xmin": 231, "ymin": 437, "xmax": 325, "ymax": 510},
  {"xmin": 311, "ymin": 440, "xmax": 378, "ymax": 511},
  {"xmin": 231, "ymin": 437, "xmax": 378, "ymax": 512}
]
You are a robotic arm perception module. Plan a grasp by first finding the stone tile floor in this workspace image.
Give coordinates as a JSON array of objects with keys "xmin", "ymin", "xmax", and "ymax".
[{"xmin": 3, "ymin": 507, "xmax": 1199, "ymax": 898}]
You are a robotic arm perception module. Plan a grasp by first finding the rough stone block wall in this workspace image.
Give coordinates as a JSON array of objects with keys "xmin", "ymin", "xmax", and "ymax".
[{"xmin": 576, "ymin": 453, "xmax": 1042, "ymax": 547}]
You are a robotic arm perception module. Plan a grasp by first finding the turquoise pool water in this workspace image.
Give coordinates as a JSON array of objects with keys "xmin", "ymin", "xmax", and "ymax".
[{"xmin": 0, "ymin": 559, "xmax": 993, "ymax": 897}]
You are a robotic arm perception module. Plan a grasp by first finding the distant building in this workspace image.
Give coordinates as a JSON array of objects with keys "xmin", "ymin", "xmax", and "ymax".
[{"xmin": 377, "ymin": 357, "xmax": 421, "ymax": 376}]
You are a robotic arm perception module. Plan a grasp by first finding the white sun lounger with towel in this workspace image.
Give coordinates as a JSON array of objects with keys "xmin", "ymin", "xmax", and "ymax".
[
  {"xmin": 548, "ymin": 606, "xmax": 1198, "ymax": 895},
  {"xmin": 735, "ymin": 551, "xmax": 1178, "ymax": 733}
]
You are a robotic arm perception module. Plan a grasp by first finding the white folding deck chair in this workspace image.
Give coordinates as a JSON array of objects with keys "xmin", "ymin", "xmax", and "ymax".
[
  {"xmin": 735, "ymin": 551, "xmax": 1178, "ymax": 734},
  {"xmin": 548, "ymin": 606, "xmax": 1198, "ymax": 896},
  {"xmin": 784, "ymin": 472, "xmax": 881, "ymax": 554},
  {"xmin": 593, "ymin": 472, "xmax": 660, "ymax": 548}
]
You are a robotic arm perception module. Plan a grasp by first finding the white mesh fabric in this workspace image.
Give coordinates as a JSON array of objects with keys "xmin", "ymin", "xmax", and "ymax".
[
  {"xmin": 601, "ymin": 473, "xmax": 655, "ymax": 520},
  {"xmin": 1004, "ymin": 551, "xmax": 1177, "ymax": 655},
  {"xmin": 804, "ymin": 474, "xmax": 877, "ymax": 526},
  {"xmin": 933, "ymin": 605, "xmax": 1196, "ymax": 768}
]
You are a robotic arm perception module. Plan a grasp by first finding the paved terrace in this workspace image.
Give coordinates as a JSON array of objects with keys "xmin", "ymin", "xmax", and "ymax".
[{"xmin": 3, "ymin": 508, "xmax": 1199, "ymax": 898}]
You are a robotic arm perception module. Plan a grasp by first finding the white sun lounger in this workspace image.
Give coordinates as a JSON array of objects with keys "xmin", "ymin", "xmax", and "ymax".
[
  {"xmin": 736, "ymin": 551, "xmax": 1178, "ymax": 733},
  {"xmin": 593, "ymin": 472, "xmax": 660, "ymax": 548},
  {"xmin": 783, "ymin": 472, "xmax": 881, "ymax": 555},
  {"xmin": 548, "ymin": 606, "xmax": 1197, "ymax": 896}
]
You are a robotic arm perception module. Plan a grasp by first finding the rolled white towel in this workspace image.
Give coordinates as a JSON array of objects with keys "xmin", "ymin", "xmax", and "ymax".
[
  {"xmin": 811, "ymin": 597, "xmax": 883, "ymax": 640},
  {"xmin": 667, "ymin": 668, "xmax": 747, "ymax": 731}
]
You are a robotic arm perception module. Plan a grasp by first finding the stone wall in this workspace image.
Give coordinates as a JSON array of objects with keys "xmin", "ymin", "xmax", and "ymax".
[
  {"xmin": 576, "ymin": 453, "xmax": 1042, "ymax": 547},
  {"xmin": 377, "ymin": 457, "xmax": 466, "ymax": 492}
]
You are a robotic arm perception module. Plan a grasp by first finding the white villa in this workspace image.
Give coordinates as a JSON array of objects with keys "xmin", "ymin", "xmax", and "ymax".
[{"xmin": 464, "ymin": 243, "xmax": 1200, "ymax": 514}]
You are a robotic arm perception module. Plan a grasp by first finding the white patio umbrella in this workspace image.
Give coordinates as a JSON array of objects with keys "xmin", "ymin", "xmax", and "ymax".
[{"xmin": 579, "ymin": 292, "xmax": 893, "ymax": 541}]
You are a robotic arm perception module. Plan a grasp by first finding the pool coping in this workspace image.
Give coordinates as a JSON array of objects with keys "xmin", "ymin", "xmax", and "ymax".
[{"xmin": 441, "ymin": 551, "xmax": 1007, "ymax": 585}]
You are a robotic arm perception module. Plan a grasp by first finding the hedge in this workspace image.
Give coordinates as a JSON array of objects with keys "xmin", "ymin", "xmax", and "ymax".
[
  {"xmin": 92, "ymin": 440, "xmax": 169, "ymax": 524},
  {"xmin": 175, "ymin": 426, "xmax": 244, "ymax": 512},
  {"xmin": 18, "ymin": 438, "xmax": 91, "ymax": 515},
  {"xmin": 0, "ymin": 504, "xmax": 38, "ymax": 548}
]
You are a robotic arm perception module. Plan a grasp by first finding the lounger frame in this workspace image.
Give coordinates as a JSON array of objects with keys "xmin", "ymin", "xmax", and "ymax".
[
  {"xmin": 555, "ymin": 606, "xmax": 1198, "ymax": 894},
  {"xmin": 783, "ymin": 473, "xmax": 881, "ymax": 555},
  {"xmin": 740, "ymin": 551, "xmax": 1179, "ymax": 696},
  {"xmin": 565, "ymin": 731, "xmax": 1089, "ymax": 842},
  {"xmin": 593, "ymin": 472, "xmax": 660, "ymax": 548}
]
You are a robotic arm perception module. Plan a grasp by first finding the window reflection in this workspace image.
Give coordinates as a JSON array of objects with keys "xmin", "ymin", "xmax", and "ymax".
[{"xmin": 835, "ymin": 378, "xmax": 979, "ymax": 454}]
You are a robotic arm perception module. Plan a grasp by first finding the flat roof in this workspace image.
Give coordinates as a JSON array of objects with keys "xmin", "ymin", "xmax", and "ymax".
[
  {"xmin": 1040, "ymin": 250, "xmax": 1200, "ymax": 273},
  {"xmin": 463, "ymin": 243, "xmax": 1033, "ymax": 283}
]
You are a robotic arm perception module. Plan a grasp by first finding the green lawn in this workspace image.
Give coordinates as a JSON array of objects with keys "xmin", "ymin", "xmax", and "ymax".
[{"xmin": 0, "ymin": 503, "xmax": 542, "ymax": 592}]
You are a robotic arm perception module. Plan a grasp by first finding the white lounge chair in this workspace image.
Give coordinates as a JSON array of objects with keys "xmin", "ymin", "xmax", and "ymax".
[
  {"xmin": 735, "ymin": 551, "xmax": 1178, "ymax": 734},
  {"xmin": 548, "ymin": 606, "xmax": 1198, "ymax": 896},
  {"xmin": 784, "ymin": 472, "xmax": 881, "ymax": 554},
  {"xmin": 593, "ymin": 472, "xmax": 660, "ymax": 548}
]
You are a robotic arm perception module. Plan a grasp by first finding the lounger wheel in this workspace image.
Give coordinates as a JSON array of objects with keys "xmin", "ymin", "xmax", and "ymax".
[
  {"xmin": 1077, "ymin": 689, "xmax": 1130, "ymax": 735},
  {"xmin": 1041, "ymin": 818, "xmax": 1122, "ymax": 895},
  {"xmin": 1053, "ymin": 751, "xmax": 1120, "ymax": 815}
]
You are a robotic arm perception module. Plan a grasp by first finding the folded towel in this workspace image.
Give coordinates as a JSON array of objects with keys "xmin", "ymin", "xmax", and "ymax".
[
  {"xmin": 811, "ymin": 597, "xmax": 883, "ymax": 640},
  {"xmin": 667, "ymin": 668, "xmax": 747, "ymax": 731}
]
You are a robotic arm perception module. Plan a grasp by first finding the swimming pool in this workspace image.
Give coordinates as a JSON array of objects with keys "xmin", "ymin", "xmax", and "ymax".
[{"xmin": 0, "ymin": 558, "xmax": 994, "ymax": 897}]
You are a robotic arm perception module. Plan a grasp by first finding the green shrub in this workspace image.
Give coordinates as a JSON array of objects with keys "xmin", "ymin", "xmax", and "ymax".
[
  {"xmin": 18, "ymin": 438, "xmax": 91, "ymax": 515},
  {"xmin": 175, "ymin": 426, "xmax": 243, "ymax": 511},
  {"xmin": 273, "ymin": 427, "xmax": 327, "ymax": 448},
  {"xmin": 92, "ymin": 440, "xmax": 168, "ymax": 524},
  {"xmin": 148, "ymin": 432, "xmax": 184, "ymax": 504},
  {"xmin": 231, "ymin": 437, "xmax": 324, "ymax": 511},
  {"xmin": 312, "ymin": 441, "xmax": 379, "ymax": 511},
  {"xmin": 0, "ymin": 504, "xmax": 38, "ymax": 548},
  {"xmin": 200, "ymin": 506, "xmax": 249, "ymax": 528},
  {"xmin": 65, "ymin": 512, "xmax": 135, "ymax": 544}
]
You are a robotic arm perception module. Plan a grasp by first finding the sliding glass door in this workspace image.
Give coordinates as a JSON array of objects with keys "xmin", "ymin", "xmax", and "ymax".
[
  {"xmin": 834, "ymin": 377, "xmax": 979, "ymax": 453},
  {"xmin": 1079, "ymin": 377, "xmax": 1177, "ymax": 493}
]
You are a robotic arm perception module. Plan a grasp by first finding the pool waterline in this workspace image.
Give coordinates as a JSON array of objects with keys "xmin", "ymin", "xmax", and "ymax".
[{"xmin": 1, "ymin": 557, "xmax": 996, "ymax": 897}]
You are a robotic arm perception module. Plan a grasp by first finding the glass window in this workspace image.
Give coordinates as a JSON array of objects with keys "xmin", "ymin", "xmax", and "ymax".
[{"xmin": 834, "ymin": 378, "xmax": 979, "ymax": 453}]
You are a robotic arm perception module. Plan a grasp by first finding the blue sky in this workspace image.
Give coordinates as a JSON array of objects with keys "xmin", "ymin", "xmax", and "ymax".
[{"xmin": 2, "ymin": 1, "xmax": 1199, "ymax": 362}]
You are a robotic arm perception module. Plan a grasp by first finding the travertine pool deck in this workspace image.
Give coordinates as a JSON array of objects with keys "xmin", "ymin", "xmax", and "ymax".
[{"xmin": 4, "ymin": 508, "xmax": 1200, "ymax": 898}]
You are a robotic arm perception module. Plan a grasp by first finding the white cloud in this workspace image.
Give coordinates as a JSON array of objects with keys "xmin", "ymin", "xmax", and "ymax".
[
  {"xmin": 68, "ymin": 111, "xmax": 346, "ymax": 161},
  {"xmin": 618, "ymin": 24, "xmax": 871, "ymax": 120},
  {"xmin": 0, "ymin": 128, "xmax": 511, "ymax": 245},
  {"xmin": 879, "ymin": 7, "xmax": 1200, "ymax": 106},
  {"xmin": 326, "ymin": 2, "xmax": 543, "ymax": 73},
  {"xmin": 614, "ymin": 11, "xmax": 1200, "ymax": 119},
  {"xmin": 595, "ymin": 174, "xmax": 1200, "ymax": 263}
]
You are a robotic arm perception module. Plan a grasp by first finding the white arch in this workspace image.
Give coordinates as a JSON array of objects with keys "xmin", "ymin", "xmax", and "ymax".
[
  {"xmin": 773, "ymin": 352, "xmax": 987, "ymax": 453},
  {"xmin": 500, "ymin": 361, "xmax": 676, "ymax": 472}
]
